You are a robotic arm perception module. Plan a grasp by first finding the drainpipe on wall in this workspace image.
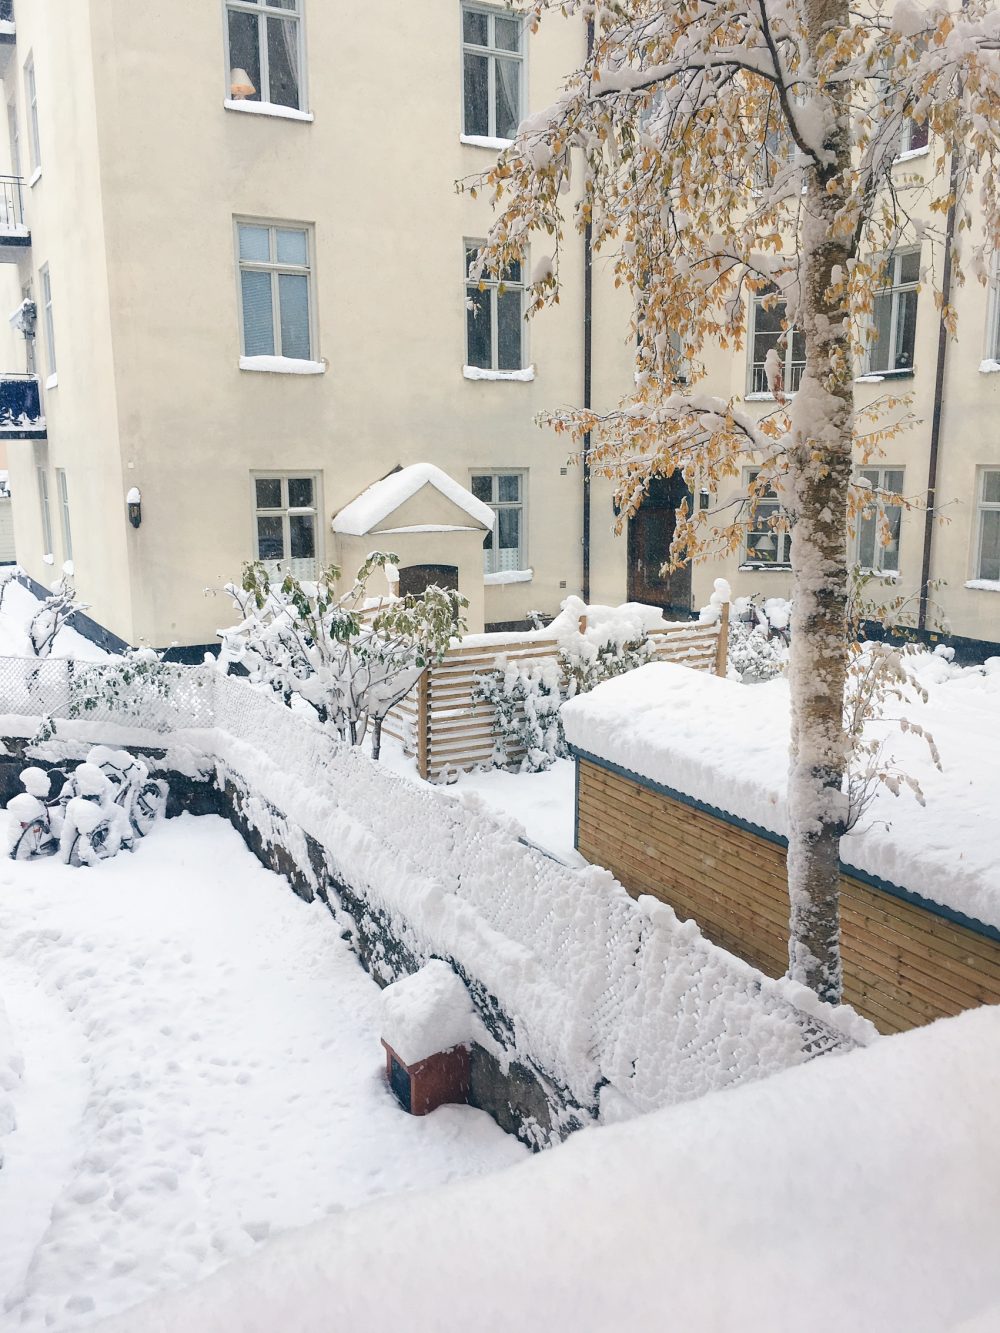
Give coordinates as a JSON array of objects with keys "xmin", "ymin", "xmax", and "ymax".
[
  {"xmin": 917, "ymin": 145, "xmax": 960, "ymax": 634},
  {"xmin": 581, "ymin": 15, "xmax": 594, "ymax": 604}
]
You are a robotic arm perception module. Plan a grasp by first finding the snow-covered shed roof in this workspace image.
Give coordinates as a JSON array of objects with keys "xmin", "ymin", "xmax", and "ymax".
[
  {"xmin": 331, "ymin": 464, "xmax": 494, "ymax": 536},
  {"xmin": 562, "ymin": 660, "xmax": 1000, "ymax": 933}
]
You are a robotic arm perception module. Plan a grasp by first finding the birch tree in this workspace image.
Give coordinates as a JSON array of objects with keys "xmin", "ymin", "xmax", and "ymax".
[{"xmin": 466, "ymin": 0, "xmax": 1000, "ymax": 1001}]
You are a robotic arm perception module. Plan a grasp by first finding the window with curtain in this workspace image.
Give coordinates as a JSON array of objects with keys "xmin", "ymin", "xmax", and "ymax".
[
  {"xmin": 855, "ymin": 467, "xmax": 903, "ymax": 574},
  {"xmin": 24, "ymin": 55, "xmax": 40, "ymax": 171},
  {"xmin": 748, "ymin": 289, "xmax": 805, "ymax": 395},
  {"xmin": 465, "ymin": 243, "xmax": 525, "ymax": 371},
  {"xmin": 743, "ymin": 468, "xmax": 791, "ymax": 566},
  {"xmin": 471, "ymin": 472, "xmax": 525, "ymax": 573},
  {"xmin": 462, "ymin": 5, "xmax": 523, "ymax": 141},
  {"xmin": 237, "ymin": 221, "xmax": 313, "ymax": 361},
  {"xmin": 225, "ymin": 0, "xmax": 303, "ymax": 110},
  {"xmin": 252, "ymin": 473, "xmax": 319, "ymax": 579},
  {"xmin": 868, "ymin": 249, "xmax": 920, "ymax": 374},
  {"xmin": 976, "ymin": 470, "xmax": 1000, "ymax": 583}
]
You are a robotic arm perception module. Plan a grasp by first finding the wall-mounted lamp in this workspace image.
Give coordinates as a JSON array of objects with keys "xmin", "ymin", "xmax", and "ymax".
[
  {"xmin": 699, "ymin": 487, "xmax": 711, "ymax": 511},
  {"xmin": 126, "ymin": 486, "xmax": 141, "ymax": 529},
  {"xmin": 229, "ymin": 67, "xmax": 256, "ymax": 100}
]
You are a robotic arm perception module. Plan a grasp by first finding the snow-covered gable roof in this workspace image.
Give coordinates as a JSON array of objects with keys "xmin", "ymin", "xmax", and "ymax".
[{"xmin": 331, "ymin": 464, "xmax": 494, "ymax": 536}]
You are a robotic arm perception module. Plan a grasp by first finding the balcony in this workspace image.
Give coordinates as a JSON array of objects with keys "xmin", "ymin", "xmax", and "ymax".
[
  {"xmin": 0, "ymin": 374, "xmax": 45, "ymax": 439},
  {"xmin": 0, "ymin": 176, "xmax": 28, "ymax": 260}
]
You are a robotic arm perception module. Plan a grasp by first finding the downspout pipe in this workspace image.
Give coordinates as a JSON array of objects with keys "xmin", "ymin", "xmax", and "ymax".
[{"xmin": 582, "ymin": 16, "xmax": 594, "ymax": 603}]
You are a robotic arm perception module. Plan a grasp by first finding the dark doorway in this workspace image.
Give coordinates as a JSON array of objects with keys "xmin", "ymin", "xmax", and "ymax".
[
  {"xmin": 627, "ymin": 474, "xmax": 693, "ymax": 616},
  {"xmin": 398, "ymin": 564, "xmax": 459, "ymax": 598}
]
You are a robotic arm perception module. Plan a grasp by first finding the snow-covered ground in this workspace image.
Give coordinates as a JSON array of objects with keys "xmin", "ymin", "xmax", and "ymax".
[{"xmin": 0, "ymin": 814, "xmax": 525, "ymax": 1331}]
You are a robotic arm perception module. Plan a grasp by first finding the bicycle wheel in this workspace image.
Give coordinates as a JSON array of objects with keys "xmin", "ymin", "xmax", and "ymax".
[
  {"xmin": 11, "ymin": 818, "xmax": 54, "ymax": 861},
  {"xmin": 132, "ymin": 780, "xmax": 168, "ymax": 836}
]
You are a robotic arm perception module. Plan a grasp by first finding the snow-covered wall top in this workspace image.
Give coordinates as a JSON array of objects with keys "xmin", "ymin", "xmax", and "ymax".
[
  {"xmin": 562, "ymin": 662, "xmax": 1000, "ymax": 933},
  {"xmin": 331, "ymin": 464, "xmax": 494, "ymax": 536}
]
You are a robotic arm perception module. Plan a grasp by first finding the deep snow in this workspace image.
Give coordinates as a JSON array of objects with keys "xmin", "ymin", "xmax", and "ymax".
[{"xmin": 0, "ymin": 814, "xmax": 525, "ymax": 1331}]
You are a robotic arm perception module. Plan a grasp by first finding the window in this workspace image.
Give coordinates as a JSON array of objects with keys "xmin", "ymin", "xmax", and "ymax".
[
  {"xmin": 37, "ymin": 465, "xmax": 52, "ymax": 556},
  {"xmin": 900, "ymin": 116, "xmax": 929, "ymax": 154},
  {"xmin": 39, "ymin": 264, "xmax": 56, "ymax": 381},
  {"xmin": 24, "ymin": 56, "xmax": 39, "ymax": 172},
  {"xmin": 744, "ymin": 468, "xmax": 791, "ymax": 566},
  {"xmin": 868, "ymin": 249, "xmax": 919, "ymax": 374},
  {"xmin": 252, "ymin": 473, "xmax": 318, "ymax": 579},
  {"xmin": 465, "ymin": 243, "xmax": 524, "ymax": 372},
  {"xmin": 237, "ymin": 221, "xmax": 313, "ymax": 361},
  {"xmin": 975, "ymin": 469, "xmax": 1000, "ymax": 582},
  {"xmin": 748, "ymin": 290, "xmax": 805, "ymax": 395},
  {"xmin": 225, "ymin": 0, "xmax": 303, "ymax": 111},
  {"xmin": 56, "ymin": 468, "xmax": 72, "ymax": 562},
  {"xmin": 462, "ymin": 5, "xmax": 523, "ymax": 141},
  {"xmin": 855, "ymin": 467, "xmax": 903, "ymax": 574},
  {"xmin": 471, "ymin": 471, "xmax": 524, "ymax": 573},
  {"xmin": 7, "ymin": 99, "xmax": 20, "ymax": 179}
]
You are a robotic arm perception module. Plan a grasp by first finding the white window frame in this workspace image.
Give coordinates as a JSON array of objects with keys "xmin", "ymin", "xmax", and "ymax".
[
  {"xmin": 24, "ymin": 55, "xmax": 39, "ymax": 174},
  {"xmin": 470, "ymin": 470, "xmax": 526, "ymax": 574},
  {"xmin": 464, "ymin": 239, "xmax": 528, "ymax": 375},
  {"xmin": 223, "ymin": 0, "xmax": 307, "ymax": 114},
  {"xmin": 235, "ymin": 219, "xmax": 315, "ymax": 363},
  {"xmin": 55, "ymin": 467, "xmax": 72, "ymax": 562},
  {"xmin": 742, "ymin": 467, "xmax": 791, "ymax": 568},
  {"xmin": 7, "ymin": 98, "xmax": 21, "ymax": 180},
  {"xmin": 975, "ymin": 468, "xmax": 1000, "ymax": 583},
  {"xmin": 854, "ymin": 466, "xmax": 903, "ymax": 576},
  {"xmin": 39, "ymin": 263, "xmax": 56, "ymax": 383},
  {"xmin": 866, "ymin": 248, "xmax": 920, "ymax": 375},
  {"xmin": 986, "ymin": 259, "xmax": 1000, "ymax": 363},
  {"xmin": 746, "ymin": 291, "xmax": 806, "ymax": 397},
  {"xmin": 37, "ymin": 465, "xmax": 52, "ymax": 556},
  {"xmin": 460, "ymin": 3, "xmax": 525, "ymax": 144},
  {"xmin": 251, "ymin": 471, "xmax": 321, "ymax": 579}
]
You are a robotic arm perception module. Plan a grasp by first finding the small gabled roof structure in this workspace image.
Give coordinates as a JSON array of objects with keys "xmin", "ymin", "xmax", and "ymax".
[{"xmin": 331, "ymin": 463, "xmax": 494, "ymax": 536}]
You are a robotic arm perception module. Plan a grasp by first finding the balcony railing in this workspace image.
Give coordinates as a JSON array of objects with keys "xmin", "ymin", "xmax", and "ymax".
[
  {"xmin": 0, "ymin": 374, "xmax": 44, "ymax": 435},
  {"xmin": 0, "ymin": 176, "xmax": 26, "ymax": 237}
]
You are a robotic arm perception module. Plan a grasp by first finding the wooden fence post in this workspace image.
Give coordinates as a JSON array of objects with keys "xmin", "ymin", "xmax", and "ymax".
[
  {"xmin": 416, "ymin": 667, "xmax": 430, "ymax": 781},
  {"xmin": 715, "ymin": 601, "xmax": 730, "ymax": 677}
]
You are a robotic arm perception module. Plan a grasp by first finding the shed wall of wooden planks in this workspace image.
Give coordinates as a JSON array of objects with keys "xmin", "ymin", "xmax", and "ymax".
[{"xmin": 575, "ymin": 756, "xmax": 1000, "ymax": 1034}]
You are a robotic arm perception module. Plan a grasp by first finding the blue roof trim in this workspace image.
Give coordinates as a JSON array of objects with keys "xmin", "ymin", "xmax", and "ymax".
[{"xmin": 570, "ymin": 745, "xmax": 1000, "ymax": 946}]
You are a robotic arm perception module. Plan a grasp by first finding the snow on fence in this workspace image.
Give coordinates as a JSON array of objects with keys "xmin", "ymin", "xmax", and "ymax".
[
  {"xmin": 0, "ymin": 651, "xmax": 868, "ymax": 1132},
  {"xmin": 383, "ymin": 613, "xmax": 728, "ymax": 780}
]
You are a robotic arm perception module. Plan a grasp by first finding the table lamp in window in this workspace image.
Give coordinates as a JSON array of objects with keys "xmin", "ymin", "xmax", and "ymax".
[{"xmin": 230, "ymin": 68, "xmax": 256, "ymax": 100}]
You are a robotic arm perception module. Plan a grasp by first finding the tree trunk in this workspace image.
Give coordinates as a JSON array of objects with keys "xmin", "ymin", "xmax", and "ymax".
[
  {"xmin": 371, "ymin": 717, "xmax": 383, "ymax": 762},
  {"xmin": 785, "ymin": 0, "xmax": 854, "ymax": 1004}
]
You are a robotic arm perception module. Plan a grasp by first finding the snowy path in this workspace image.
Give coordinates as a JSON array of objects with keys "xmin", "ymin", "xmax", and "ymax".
[{"xmin": 0, "ymin": 814, "xmax": 525, "ymax": 1332}]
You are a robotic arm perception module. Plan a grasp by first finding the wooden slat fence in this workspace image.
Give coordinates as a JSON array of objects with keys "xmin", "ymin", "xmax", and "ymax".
[{"xmin": 385, "ymin": 608, "xmax": 729, "ymax": 780}]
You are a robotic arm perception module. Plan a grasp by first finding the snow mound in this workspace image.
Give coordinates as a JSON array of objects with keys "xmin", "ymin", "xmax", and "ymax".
[
  {"xmin": 381, "ymin": 960, "xmax": 480, "ymax": 1064},
  {"xmin": 331, "ymin": 464, "xmax": 494, "ymax": 536}
]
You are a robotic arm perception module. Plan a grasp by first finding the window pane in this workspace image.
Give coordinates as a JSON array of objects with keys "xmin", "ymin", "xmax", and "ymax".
[
  {"xmin": 497, "ymin": 286, "xmax": 522, "ymax": 370},
  {"xmin": 982, "ymin": 471, "xmax": 1000, "ymax": 504},
  {"xmin": 907, "ymin": 119, "xmax": 929, "ymax": 151},
  {"xmin": 239, "ymin": 224, "xmax": 271, "ymax": 263},
  {"xmin": 266, "ymin": 15, "xmax": 300, "ymax": 109},
  {"xmin": 266, "ymin": 0, "xmax": 299, "ymax": 11},
  {"xmin": 498, "ymin": 474, "xmax": 519, "ymax": 502},
  {"xmin": 898, "ymin": 250, "xmax": 920, "ymax": 285},
  {"xmin": 287, "ymin": 476, "xmax": 313, "ymax": 507},
  {"xmin": 463, "ymin": 10, "xmax": 488, "ymax": 45},
  {"xmin": 885, "ymin": 469, "xmax": 904, "ymax": 495},
  {"xmin": 495, "ymin": 57, "xmax": 520, "ymax": 140},
  {"xmin": 257, "ymin": 514, "xmax": 284, "ymax": 560},
  {"xmin": 979, "ymin": 510, "xmax": 1000, "ymax": 581},
  {"xmin": 883, "ymin": 504, "xmax": 901, "ymax": 571},
  {"xmin": 276, "ymin": 228, "xmax": 307, "ymax": 266},
  {"xmin": 471, "ymin": 475, "xmax": 492, "ymax": 502},
  {"xmin": 278, "ymin": 271, "xmax": 310, "ymax": 359},
  {"xmin": 858, "ymin": 512, "xmax": 877, "ymax": 570},
  {"xmin": 495, "ymin": 16, "xmax": 520, "ymax": 51},
  {"xmin": 503, "ymin": 258, "xmax": 522, "ymax": 284},
  {"xmin": 497, "ymin": 508, "xmax": 520, "ymax": 564},
  {"xmin": 893, "ymin": 288, "xmax": 917, "ymax": 369},
  {"xmin": 256, "ymin": 477, "xmax": 282, "ymax": 508},
  {"xmin": 463, "ymin": 52, "xmax": 489, "ymax": 136},
  {"xmin": 228, "ymin": 10, "xmax": 262, "ymax": 102},
  {"xmin": 241, "ymin": 270, "xmax": 275, "ymax": 356},
  {"xmin": 466, "ymin": 285, "xmax": 492, "ymax": 368},
  {"xmin": 870, "ymin": 291, "xmax": 892, "ymax": 372},
  {"xmin": 289, "ymin": 512, "xmax": 315, "ymax": 559},
  {"xmin": 466, "ymin": 246, "xmax": 482, "ymax": 279}
]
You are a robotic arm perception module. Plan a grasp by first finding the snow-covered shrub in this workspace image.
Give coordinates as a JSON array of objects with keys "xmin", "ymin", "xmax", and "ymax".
[
  {"xmin": 70, "ymin": 647, "xmax": 185, "ymax": 720},
  {"xmin": 473, "ymin": 656, "xmax": 566, "ymax": 772},
  {"xmin": 217, "ymin": 554, "xmax": 467, "ymax": 760},
  {"xmin": 27, "ymin": 566, "xmax": 88, "ymax": 658},
  {"xmin": 726, "ymin": 592, "xmax": 790, "ymax": 683}
]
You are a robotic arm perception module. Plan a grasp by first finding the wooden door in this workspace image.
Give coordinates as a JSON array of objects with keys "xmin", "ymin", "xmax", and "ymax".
[{"xmin": 627, "ymin": 475, "xmax": 693, "ymax": 616}]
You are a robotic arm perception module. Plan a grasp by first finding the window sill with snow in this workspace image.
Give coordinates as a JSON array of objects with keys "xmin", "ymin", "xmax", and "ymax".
[
  {"xmin": 224, "ymin": 99, "xmax": 314, "ymax": 123},
  {"xmin": 460, "ymin": 134, "xmax": 514, "ymax": 151},
  {"xmin": 484, "ymin": 569, "xmax": 532, "ymax": 586},
  {"xmin": 463, "ymin": 365, "xmax": 535, "ymax": 383},
  {"xmin": 738, "ymin": 562, "xmax": 791, "ymax": 573},
  {"xmin": 965, "ymin": 579, "xmax": 1000, "ymax": 593},
  {"xmin": 239, "ymin": 356, "xmax": 325, "ymax": 375},
  {"xmin": 855, "ymin": 369, "xmax": 915, "ymax": 384}
]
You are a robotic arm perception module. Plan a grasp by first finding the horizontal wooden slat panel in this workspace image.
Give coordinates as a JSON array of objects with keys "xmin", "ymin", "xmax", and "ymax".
[{"xmin": 576, "ymin": 757, "xmax": 1000, "ymax": 1035}]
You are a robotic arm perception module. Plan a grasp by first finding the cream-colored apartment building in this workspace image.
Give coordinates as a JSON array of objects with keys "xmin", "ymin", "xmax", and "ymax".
[{"xmin": 0, "ymin": 1, "xmax": 997, "ymax": 656}]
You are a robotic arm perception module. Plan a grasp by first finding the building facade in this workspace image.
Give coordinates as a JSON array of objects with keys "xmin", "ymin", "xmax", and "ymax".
[{"xmin": 0, "ymin": 1, "xmax": 997, "ymax": 655}]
